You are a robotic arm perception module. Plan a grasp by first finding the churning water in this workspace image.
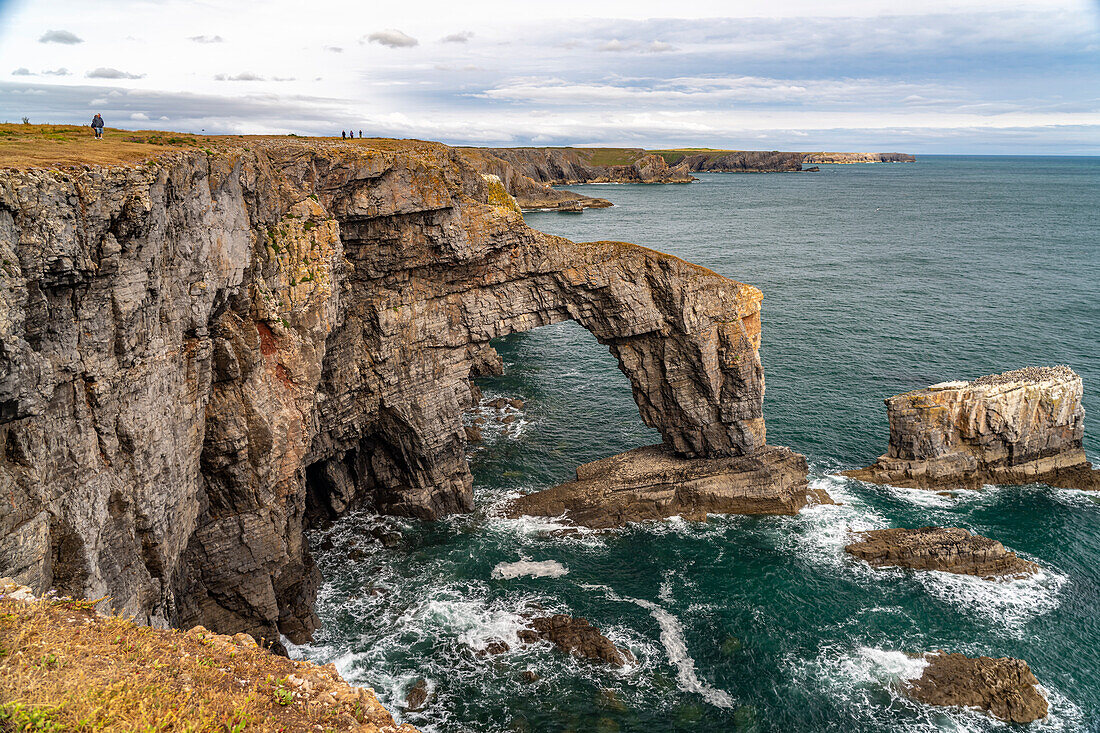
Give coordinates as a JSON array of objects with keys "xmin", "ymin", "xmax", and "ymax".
[{"xmin": 298, "ymin": 157, "xmax": 1100, "ymax": 732}]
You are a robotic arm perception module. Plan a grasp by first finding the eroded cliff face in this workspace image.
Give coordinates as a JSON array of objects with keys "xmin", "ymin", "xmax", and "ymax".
[
  {"xmin": 845, "ymin": 366, "xmax": 1099, "ymax": 489},
  {"xmin": 0, "ymin": 138, "xmax": 768, "ymax": 649}
]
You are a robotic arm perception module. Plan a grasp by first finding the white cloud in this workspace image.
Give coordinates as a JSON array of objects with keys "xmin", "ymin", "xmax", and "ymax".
[
  {"xmin": 130, "ymin": 112, "xmax": 149, "ymax": 120},
  {"xmin": 38, "ymin": 30, "xmax": 83, "ymax": 44},
  {"xmin": 214, "ymin": 72, "xmax": 265, "ymax": 81},
  {"xmin": 363, "ymin": 29, "xmax": 419, "ymax": 48},
  {"xmin": 441, "ymin": 31, "xmax": 474, "ymax": 43},
  {"xmin": 86, "ymin": 68, "xmax": 146, "ymax": 80},
  {"xmin": 598, "ymin": 39, "xmax": 676, "ymax": 53},
  {"xmin": 189, "ymin": 35, "xmax": 225, "ymax": 44}
]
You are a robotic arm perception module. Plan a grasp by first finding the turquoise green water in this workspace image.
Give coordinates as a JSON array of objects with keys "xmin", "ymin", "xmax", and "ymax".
[{"xmin": 299, "ymin": 157, "xmax": 1100, "ymax": 732}]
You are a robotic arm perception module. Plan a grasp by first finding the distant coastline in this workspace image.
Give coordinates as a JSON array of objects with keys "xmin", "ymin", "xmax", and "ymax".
[{"xmin": 460, "ymin": 146, "xmax": 916, "ymax": 210}]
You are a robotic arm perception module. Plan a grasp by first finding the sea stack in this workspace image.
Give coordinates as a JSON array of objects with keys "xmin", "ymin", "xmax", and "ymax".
[{"xmin": 844, "ymin": 366, "xmax": 1100, "ymax": 490}]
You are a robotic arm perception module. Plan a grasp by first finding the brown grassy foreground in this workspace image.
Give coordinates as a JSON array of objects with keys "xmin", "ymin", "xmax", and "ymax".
[{"xmin": 0, "ymin": 590, "xmax": 416, "ymax": 733}]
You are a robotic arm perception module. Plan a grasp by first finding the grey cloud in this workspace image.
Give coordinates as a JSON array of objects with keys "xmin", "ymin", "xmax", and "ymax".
[
  {"xmin": 12, "ymin": 68, "xmax": 32, "ymax": 76},
  {"xmin": 39, "ymin": 29, "xmax": 83, "ymax": 44},
  {"xmin": 44, "ymin": 68, "xmax": 71, "ymax": 76},
  {"xmin": 189, "ymin": 35, "xmax": 225, "ymax": 43},
  {"xmin": 441, "ymin": 31, "xmax": 474, "ymax": 43},
  {"xmin": 0, "ymin": 81, "xmax": 347, "ymax": 133},
  {"xmin": 87, "ymin": 68, "xmax": 146, "ymax": 79},
  {"xmin": 325, "ymin": 46, "xmax": 343, "ymax": 53},
  {"xmin": 214, "ymin": 72, "xmax": 265, "ymax": 81},
  {"xmin": 363, "ymin": 30, "xmax": 418, "ymax": 48}
]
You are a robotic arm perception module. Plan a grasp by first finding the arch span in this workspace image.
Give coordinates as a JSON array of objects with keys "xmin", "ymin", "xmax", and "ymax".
[{"xmin": 304, "ymin": 173, "xmax": 767, "ymax": 521}]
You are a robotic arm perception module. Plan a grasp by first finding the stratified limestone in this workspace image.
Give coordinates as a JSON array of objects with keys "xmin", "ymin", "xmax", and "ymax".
[
  {"xmin": 903, "ymin": 651, "xmax": 1048, "ymax": 723},
  {"xmin": 508, "ymin": 445, "xmax": 816, "ymax": 529},
  {"xmin": 0, "ymin": 136, "xmax": 772, "ymax": 648},
  {"xmin": 845, "ymin": 527, "xmax": 1038, "ymax": 579},
  {"xmin": 844, "ymin": 366, "xmax": 1100, "ymax": 490}
]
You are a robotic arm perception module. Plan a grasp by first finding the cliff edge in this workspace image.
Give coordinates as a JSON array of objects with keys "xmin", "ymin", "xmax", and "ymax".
[{"xmin": 0, "ymin": 128, "xmax": 779, "ymax": 651}]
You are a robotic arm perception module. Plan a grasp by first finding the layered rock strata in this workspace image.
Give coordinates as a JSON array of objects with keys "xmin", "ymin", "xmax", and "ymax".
[
  {"xmin": 844, "ymin": 367, "xmax": 1100, "ymax": 490},
  {"xmin": 0, "ymin": 136, "xmax": 775, "ymax": 649},
  {"xmin": 508, "ymin": 444, "xmax": 816, "ymax": 529},
  {"xmin": 903, "ymin": 651, "xmax": 1048, "ymax": 723},
  {"xmin": 845, "ymin": 527, "xmax": 1038, "ymax": 579}
]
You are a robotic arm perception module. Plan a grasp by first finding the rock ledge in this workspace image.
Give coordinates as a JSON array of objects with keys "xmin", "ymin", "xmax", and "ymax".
[
  {"xmin": 845, "ymin": 527, "xmax": 1038, "ymax": 579},
  {"xmin": 507, "ymin": 444, "xmax": 817, "ymax": 529},
  {"xmin": 904, "ymin": 651, "xmax": 1048, "ymax": 723}
]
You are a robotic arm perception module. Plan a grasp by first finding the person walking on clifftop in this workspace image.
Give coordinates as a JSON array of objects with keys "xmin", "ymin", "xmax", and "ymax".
[{"xmin": 90, "ymin": 113, "xmax": 104, "ymax": 139}]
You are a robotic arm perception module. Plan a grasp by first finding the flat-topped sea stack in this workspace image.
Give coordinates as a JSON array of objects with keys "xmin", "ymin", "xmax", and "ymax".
[
  {"xmin": 903, "ymin": 652, "xmax": 1048, "ymax": 723},
  {"xmin": 845, "ymin": 366, "xmax": 1100, "ymax": 490},
  {"xmin": 845, "ymin": 527, "xmax": 1038, "ymax": 579},
  {"xmin": 507, "ymin": 444, "xmax": 819, "ymax": 529}
]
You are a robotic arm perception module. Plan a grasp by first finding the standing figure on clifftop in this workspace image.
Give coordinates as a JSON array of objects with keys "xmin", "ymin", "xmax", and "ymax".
[
  {"xmin": 358, "ymin": 129, "xmax": 363, "ymax": 138},
  {"xmin": 90, "ymin": 113, "xmax": 104, "ymax": 139},
  {"xmin": 341, "ymin": 130, "xmax": 346, "ymax": 139}
]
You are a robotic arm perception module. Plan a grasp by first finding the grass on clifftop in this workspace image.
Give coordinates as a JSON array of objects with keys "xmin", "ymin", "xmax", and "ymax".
[
  {"xmin": 0, "ymin": 596, "xmax": 411, "ymax": 733},
  {"xmin": 0, "ymin": 124, "xmax": 443, "ymax": 170},
  {"xmin": 0, "ymin": 124, "xmax": 211, "ymax": 169}
]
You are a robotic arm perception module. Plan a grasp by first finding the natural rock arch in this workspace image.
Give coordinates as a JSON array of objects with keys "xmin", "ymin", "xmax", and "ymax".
[{"xmin": 0, "ymin": 141, "xmax": 770, "ymax": 649}]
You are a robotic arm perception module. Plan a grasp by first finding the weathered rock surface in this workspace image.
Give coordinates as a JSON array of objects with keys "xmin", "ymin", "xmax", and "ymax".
[
  {"xmin": 903, "ymin": 651, "xmax": 1048, "ymax": 723},
  {"xmin": 844, "ymin": 366, "xmax": 1100, "ymax": 490},
  {"xmin": 0, "ymin": 136, "xmax": 773, "ymax": 648},
  {"xmin": 845, "ymin": 527, "xmax": 1038, "ymax": 579},
  {"xmin": 508, "ymin": 444, "xmax": 817, "ymax": 528},
  {"xmin": 518, "ymin": 614, "xmax": 634, "ymax": 667}
]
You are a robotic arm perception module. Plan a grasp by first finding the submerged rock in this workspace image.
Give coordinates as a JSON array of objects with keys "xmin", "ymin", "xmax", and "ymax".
[
  {"xmin": 404, "ymin": 678, "xmax": 430, "ymax": 712},
  {"xmin": 518, "ymin": 614, "xmax": 634, "ymax": 667},
  {"xmin": 507, "ymin": 444, "xmax": 817, "ymax": 528},
  {"xmin": 903, "ymin": 651, "xmax": 1048, "ymax": 723},
  {"xmin": 845, "ymin": 366, "xmax": 1100, "ymax": 490},
  {"xmin": 845, "ymin": 527, "xmax": 1038, "ymax": 579}
]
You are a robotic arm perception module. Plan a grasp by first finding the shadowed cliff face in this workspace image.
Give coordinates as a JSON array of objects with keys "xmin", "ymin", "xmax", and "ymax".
[{"xmin": 0, "ymin": 138, "xmax": 766, "ymax": 648}]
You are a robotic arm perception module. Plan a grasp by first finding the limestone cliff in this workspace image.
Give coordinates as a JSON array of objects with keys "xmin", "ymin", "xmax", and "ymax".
[
  {"xmin": 800, "ymin": 152, "xmax": 916, "ymax": 164},
  {"xmin": 0, "ymin": 137, "xmax": 770, "ymax": 650},
  {"xmin": 845, "ymin": 366, "xmax": 1099, "ymax": 489}
]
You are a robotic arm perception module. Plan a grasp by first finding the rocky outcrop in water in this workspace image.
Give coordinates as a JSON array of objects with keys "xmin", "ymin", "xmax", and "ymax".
[
  {"xmin": 508, "ymin": 444, "xmax": 819, "ymax": 528},
  {"xmin": 844, "ymin": 367, "xmax": 1100, "ymax": 490},
  {"xmin": 904, "ymin": 651, "xmax": 1048, "ymax": 723},
  {"xmin": 845, "ymin": 527, "xmax": 1038, "ymax": 579},
  {"xmin": 518, "ymin": 614, "xmax": 634, "ymax": 667},
  {"xmin": 0, "ymin": 136, "xmax": 778, "ymax": 649}
]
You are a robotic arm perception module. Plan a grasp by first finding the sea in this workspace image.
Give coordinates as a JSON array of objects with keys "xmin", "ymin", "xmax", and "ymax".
[{"xmin": 294, "ymin": 156, "xmax": 1100, "ymax": 732}]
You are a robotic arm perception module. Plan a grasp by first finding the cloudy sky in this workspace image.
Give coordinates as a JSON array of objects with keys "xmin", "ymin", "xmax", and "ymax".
[{"xmin": 1, "ymin": 0, "xmax": 1098, "ymax": 153}]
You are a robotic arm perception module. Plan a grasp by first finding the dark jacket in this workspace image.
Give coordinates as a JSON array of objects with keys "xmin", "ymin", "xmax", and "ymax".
[{"xmin": 91, "ymin": 115, "xmax": 104, "ymax": 129}]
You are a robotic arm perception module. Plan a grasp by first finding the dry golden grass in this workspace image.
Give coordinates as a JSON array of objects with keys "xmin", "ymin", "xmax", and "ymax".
[
  {"xmin": 0, "ymin": 596, "xmax": 414, "ymax": 733},
  {"xmin": 0, "ymin": 124, "xmax": 447, "ymax": 171}
]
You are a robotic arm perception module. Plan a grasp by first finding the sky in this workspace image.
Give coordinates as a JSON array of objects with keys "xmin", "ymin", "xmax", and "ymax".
[{"xmin": 0, "ymin": 0, "xmax": 1099, "ymax": 153}]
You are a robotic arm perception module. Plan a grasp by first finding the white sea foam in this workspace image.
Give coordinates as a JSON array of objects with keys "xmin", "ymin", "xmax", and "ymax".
[
  {"xmin": 914, "ymin": 566, "xmax": 1066, "ymax": 633},
  {"xmin": 582, "ymin": 583, "xmax": 734, "ymax": 709},
  {"xmin": 803, "ymin": 645, "xmax": 1084, "ymax": 733},
  {"xmin": 491, "ymin": 559, "xmax": 569, "ymax": 580}
]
